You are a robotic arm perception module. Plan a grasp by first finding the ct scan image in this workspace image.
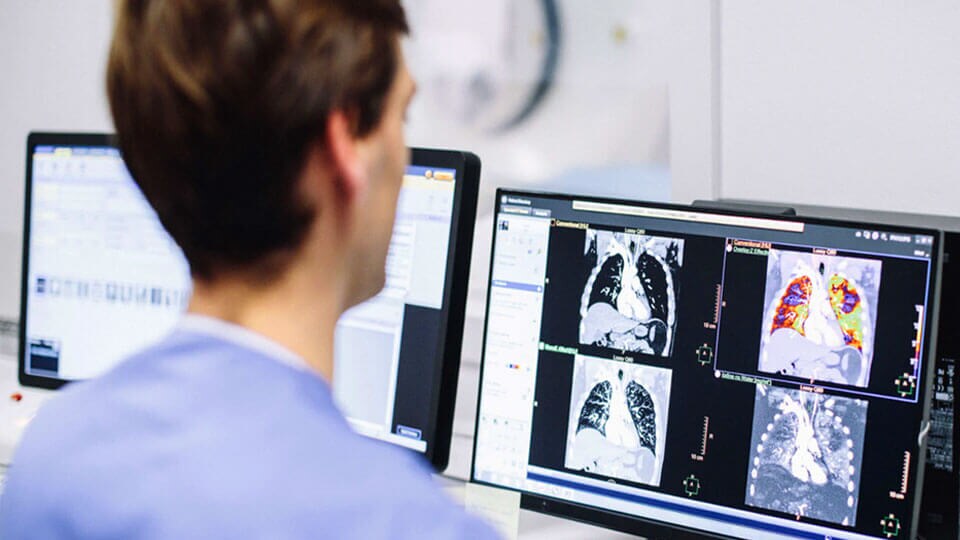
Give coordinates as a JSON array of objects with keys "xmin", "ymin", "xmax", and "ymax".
[
  {"xmin": 579, "ymin": 230, "xmax": 684, "ymax": 357},
  {"xmin": 564, "ymin": 354, "xmax": 672, "ymax": 486},
  {"xmin": 745, "ymin": 385, "xmax": 867, "ymax": 526},
  {"xmin": 758, "ymin": 250, "xmax": 881, "ymax": 388}
]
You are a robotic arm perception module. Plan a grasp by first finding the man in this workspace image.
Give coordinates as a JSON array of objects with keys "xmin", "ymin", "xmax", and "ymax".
[{"xmin": 0, "ymin": 1, "xmax": 499, "ymax": 538}]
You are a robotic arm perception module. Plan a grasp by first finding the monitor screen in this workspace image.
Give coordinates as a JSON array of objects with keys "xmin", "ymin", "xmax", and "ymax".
[
  {"xmin": 332, "ymin": 151, "xmax": 480, "ymax": 466},
  {"xmin": 19, "ymin": 134, "xmax": 479, "ymax": 469},
  {"xmin": 472, "ymin": 190, "xmax": 941, "ymax": 539},
  {"xmin": 20, "ymin": 137, "xmax": 192, "ymax": 381}
]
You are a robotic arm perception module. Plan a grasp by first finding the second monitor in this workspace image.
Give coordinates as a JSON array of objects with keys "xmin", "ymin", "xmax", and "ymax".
[
  {"xmin": 473, "ymin": 190, "xmax": 940, "ymax": 539},
  {"xmin": 332, "ymin": 148, "xmax": 480, "ymax": 469},
  {"xmin": 18, "ymin": 133, "xmax": 478, "ymax": 470}
]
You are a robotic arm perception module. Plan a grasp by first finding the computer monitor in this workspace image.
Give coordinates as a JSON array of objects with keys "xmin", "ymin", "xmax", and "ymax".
[
  {"xmin": 18, "ymin": 134, "xmax": 192, "ymax": 384},
  {"xmin": 331, "ymin": 148, "xmax": 480, "ymax": 470},
  {"xmin": 472, "ymin": 190, "xmax": 941, "ymax": 539},
  {"xmin": 18, "ymin": 133, "xmax": 480, "ymax": 470}
]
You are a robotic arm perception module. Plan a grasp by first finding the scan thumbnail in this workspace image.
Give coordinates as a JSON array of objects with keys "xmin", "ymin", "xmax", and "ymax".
[
  {"xmin": 579, "ymin": 230, "xmax": 684, "ymax": 357},
  {"xmin": 758, "ymin": 250, "xmax": 881, "ymax": 388},
  {"xmin": 564, "ymin": 355, "xmax": 672, "ymax": 486},
  {"xmin": 745, "ymin": 385, "xmax": 867, "ymax": 526}
]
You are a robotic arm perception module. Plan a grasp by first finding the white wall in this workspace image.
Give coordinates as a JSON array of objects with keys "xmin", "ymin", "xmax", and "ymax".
[
  {"xmin": 0, "ymin": 1, "xmax": 115, "ymax": 319},
  {"xmin": 720, "ymin": 1, "xmax": 960, "ymax": 216},
  {"xmin": 669, "ymin": 0, "xmax": 720, "ymax": 205}
]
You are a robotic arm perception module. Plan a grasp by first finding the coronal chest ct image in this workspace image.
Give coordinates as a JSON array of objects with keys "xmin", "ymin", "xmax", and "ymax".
[
  {"xmin": 758, "ymin": 250, "xmax": 881, "ymax": 388},
  {"xmin": 579, "ymin": 230, "xmax": 684, "ymax": 357},
  {"xmin": 745, "ymin": 385, "xmax": 868, "ymax": 526},
  {"xmin": 564, "ymin": 354, "xmax": 672, "ymax": 486}
]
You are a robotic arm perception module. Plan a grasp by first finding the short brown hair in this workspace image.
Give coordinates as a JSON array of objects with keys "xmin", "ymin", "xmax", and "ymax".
[{"xmin": 107, "ymin": 0, "xmax": 408, "ymax": 281}]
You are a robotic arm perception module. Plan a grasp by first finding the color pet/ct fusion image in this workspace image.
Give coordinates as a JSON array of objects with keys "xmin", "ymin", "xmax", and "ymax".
[
  {"xmin": 564, "ymin": 355, "xmax": 672, "ymax": 486},
  {"xmin": 745, "ymin": 385, "xmax": 867, "ymax": 526},
  {"xmin": 579, "ymin": 230, "xmax": 683, "ymax": 357},
  {"xmin": 758, "ymin": 250, "xmax": 881, "ymax": 387}
]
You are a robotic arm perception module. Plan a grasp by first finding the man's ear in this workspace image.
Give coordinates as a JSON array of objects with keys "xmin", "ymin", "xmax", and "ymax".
[{"xmin": 325, "ymin": 109, "xmax": 366, "ymax": 202}]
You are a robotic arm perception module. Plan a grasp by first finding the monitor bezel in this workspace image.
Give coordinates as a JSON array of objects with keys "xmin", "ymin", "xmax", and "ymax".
[
  {"xmin": 471, "ymin": 188, "xmax": 942, "ymax": 540},
  {"xmin": 17, "ymin": 135, "xmax": 481, "ymax": 472}
]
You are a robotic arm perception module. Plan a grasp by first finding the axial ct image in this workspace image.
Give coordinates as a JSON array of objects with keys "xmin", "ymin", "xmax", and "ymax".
[
  {"xmin": 564, "ymin": 355, "xmax": 672, "ymax": 486},
  {"xmin": 758, "ymin": 250, "xmax": 881, "ymax": 387},
  {"xmin": 579, "ymin": 230, "xmax": 683, "ymax": 356},
  {"xmin": 744, "ymin": 385, "xmax": 867, "ymax": 526}
]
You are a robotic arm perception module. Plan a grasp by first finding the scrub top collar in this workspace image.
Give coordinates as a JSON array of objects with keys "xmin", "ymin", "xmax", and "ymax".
[{"xmin": 178, "ymin": 313, "xmax": 312, "ymax": 375}]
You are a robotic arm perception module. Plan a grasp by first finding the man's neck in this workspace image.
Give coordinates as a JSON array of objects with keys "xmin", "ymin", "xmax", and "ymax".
[{"xmin": 186, "ymin": 263, "xmax": 343, "ymax": 382}]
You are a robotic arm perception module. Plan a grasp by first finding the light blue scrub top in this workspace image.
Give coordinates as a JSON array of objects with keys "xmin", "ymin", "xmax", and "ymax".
[{"xmin": 0, "ymin": 316, "xmax": 499, "ymax": 539}]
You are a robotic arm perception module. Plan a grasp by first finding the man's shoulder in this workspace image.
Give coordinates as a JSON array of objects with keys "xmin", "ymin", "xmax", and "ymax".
[
  {"xmin": 323, "ymin": 483, "xmax": 502, "ymax": 539},
  {"xmin": 12, "ymin": 332, "xmax": 311, "ymax": 440},
  {"xmin": 278, "ymin": 445, "xmax": 500, "ymax": 539},
  {"xmin": 4, "ymin": 331, "xmax": 334, "ymax": 503},
  {"xmin": 2, "ymin": 332, "xmax": 501, "ymax": 538}
]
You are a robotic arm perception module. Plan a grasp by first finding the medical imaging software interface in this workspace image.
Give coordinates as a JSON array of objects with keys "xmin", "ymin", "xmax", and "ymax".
[
  {"xmin": 25, "ymin": 146, "xmax": 455, "ymax": 456},
  {"xmin": 333, "ymin": 165, "xmax": 459, "ymax": 452},
  {"xmin": 473, "ymin": 193, "xmax": 938, "ymax": 540},
  {"xmin": 24, "ymin": 145, "xmax": 192, "ymax": 381}
]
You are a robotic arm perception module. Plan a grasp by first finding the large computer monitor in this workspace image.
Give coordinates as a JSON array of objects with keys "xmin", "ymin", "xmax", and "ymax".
[
  {"xmin": 18, "ymin": 132, "xmax": 479, "ymax": 470},
  {"xmin": 472, "ymin": 190, "xmax": 941, "ymax": 539}
]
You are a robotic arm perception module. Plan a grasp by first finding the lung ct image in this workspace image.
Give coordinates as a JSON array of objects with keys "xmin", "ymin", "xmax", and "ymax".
[
  {"xmin": 758, "ymin": 250, "xmax": 882, "ymax": 388},
  {"xmin": 745, "ymin": 385, "xmax": 867, "ymax": 526},
  {"xmin": 579, "ymin": 230, "xmax": 684, "ymax": 357},
  {"xmin": 564, "ymin": 354, "xmax": 672, "ymax": 486}
]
